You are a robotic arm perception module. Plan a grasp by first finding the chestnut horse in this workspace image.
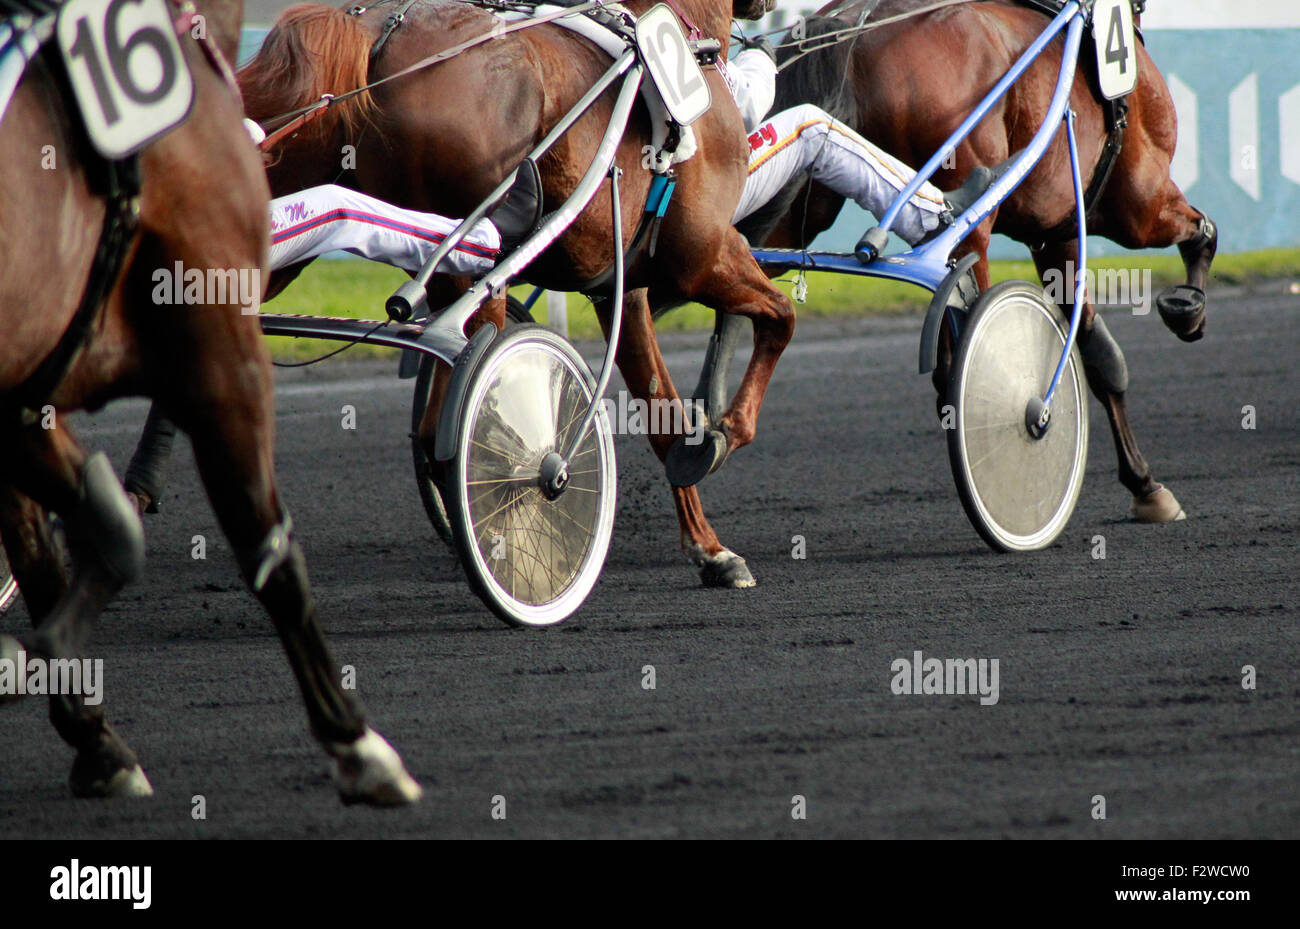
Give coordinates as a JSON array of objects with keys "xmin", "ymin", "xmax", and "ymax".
[
  {"xmin": 741, "ymin": 0, "xmax": 1216, "ymax": 523},
  {"xmin": 236, "ymin": 0, "xmax": 788, "ymax": 588},
  {"xmin": 0, "ymin": 0, "xmax": 418, "ymax": 803}
]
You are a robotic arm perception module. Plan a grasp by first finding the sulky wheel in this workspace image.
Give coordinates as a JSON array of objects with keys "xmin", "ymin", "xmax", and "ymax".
[
  {"xmin": 440, "ymin": 323, "xmax": 616, "ymax": 626},
  {"xmin": 947, "ymin": 280, "xmax": 1088, "ymax": 552}
]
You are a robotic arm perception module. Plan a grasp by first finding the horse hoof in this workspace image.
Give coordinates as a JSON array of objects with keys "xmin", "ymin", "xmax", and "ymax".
[
  {"xmin": 698, "ymin": 549, "xmax": 756, "ymax": 589},
  {"xmin": 1156, "ymin": 285, "xmax": 1206, "ymax": 342},
  {"xmin": 1132, "ymin": 485, "xmax": 1187, "ymax": 523},
  {"xmin": 330, "ymin": 727, "xmax": 423, "ymax": 806},
  {"xmin": 665, "ymin": 429, "xmax": 729, "ymax": 488},
  {"xmin": 71, "ymin": 764, "xmax": 154, "ymax": 799}
]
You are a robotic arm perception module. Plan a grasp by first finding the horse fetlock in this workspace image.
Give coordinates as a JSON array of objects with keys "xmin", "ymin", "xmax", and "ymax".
[
  {"xmin": 61, "ymin": 453, "xmax": 144, "ymax": 586},
  {"xmin": 235, "ymin": 511, "xmax": 296, "ymax": 594},
  {"xmin": 328, "ymin": 727, "xmax": 423, "ymax": 806},
  {"xmin": 1182, "ymin": 210, "xmax": 1218, "ymax": 261},
  {"xmin": 1079, "ymin": 316, "xmax": 1129, "ymax": 394}
]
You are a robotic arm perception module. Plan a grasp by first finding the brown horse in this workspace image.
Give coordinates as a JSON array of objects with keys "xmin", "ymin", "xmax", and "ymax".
[
  {"xmin": 0, "ymin": 0, "xmax": 418, "ymax": 803},
  {"xmin": 742, "ymin": 0, "xmax": 1216, "ymax": 523},
  {"xmin": 236, "ymin": 0, "xmax": 788, "ymax": 588}
]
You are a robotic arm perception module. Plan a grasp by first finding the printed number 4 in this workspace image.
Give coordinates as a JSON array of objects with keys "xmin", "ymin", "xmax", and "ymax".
[{"xmin": 1104, "ymin": 5, "xmax": 1129, "ymax": 74}]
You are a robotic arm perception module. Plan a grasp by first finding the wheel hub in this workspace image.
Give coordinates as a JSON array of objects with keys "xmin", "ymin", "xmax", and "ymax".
[{"xmin": 538, "ymin": 451, "xmax": 569, "ymax": 500}]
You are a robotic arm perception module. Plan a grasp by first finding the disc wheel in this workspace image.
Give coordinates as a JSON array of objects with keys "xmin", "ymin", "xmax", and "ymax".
[
  {"xmin": 947, "ymin": 280, "xmax": 1088, "ymax": 552},
  {"xmin": 441, "ymin": 323, "xmax": 616, "ymax": 626},
  {"xmin": 412, "ymin": 294, "xmax": 534, "ymax": 545},
  {"xmin": 0, "ymin": 547, "xmax": 16, "ymax": 616}
]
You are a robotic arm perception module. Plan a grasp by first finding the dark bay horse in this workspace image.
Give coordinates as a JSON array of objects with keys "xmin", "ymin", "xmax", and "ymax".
[
  {"xmin": 237, "ymin": 0, "xmax": 789, "ymax": 587},
  {"xmin": 0, "ymin": 0, "xmax": 419, "ymax": 803},
  {"xmin": 742, "ymin": 0, "xmax": 1217, "ymax": 523}
]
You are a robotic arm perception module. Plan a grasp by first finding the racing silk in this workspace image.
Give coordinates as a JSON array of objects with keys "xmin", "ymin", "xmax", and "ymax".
[{"xmin": 719, "ymin": 47, "xmax": 778, "ymax": 133}]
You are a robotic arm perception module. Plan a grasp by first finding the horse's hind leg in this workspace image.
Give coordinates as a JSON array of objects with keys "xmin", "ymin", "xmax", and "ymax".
[
  {"xmin": 596, "ymin": 289, "xmax": 755, "ymax": 589},
  {"xmin": 0, "ymin": 425, "xmax": 154, "ymax": 795},
  {"xmin": 1031, "ymin": 241, "xmax": 1186, "ymax": 523},
  {"xmin": 0, "ymin": 487, "xmax": 152, "ymax": 796}
]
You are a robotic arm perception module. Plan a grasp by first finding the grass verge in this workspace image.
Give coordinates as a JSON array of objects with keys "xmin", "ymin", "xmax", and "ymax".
[{"xmin": 262, "ymin": 248, "xmax": 1300, "ymax": 360}]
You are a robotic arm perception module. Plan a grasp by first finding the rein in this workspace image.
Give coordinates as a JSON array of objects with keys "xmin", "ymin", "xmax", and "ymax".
[
  {"xmin": 257, "ymin": 0, "xmax": 607, "ymax": 152},
  {"xmin": 168, "ymin": 0, "xmax": 241, "ymax": 99},
  {"xmin": 771, "ymin": 0, "xmax": 976, "ymax": 71}
]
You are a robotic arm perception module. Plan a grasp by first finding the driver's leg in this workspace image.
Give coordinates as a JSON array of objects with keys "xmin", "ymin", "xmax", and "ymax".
[
  {"xmin": 732, "ymin": 103, "xmax": 947, "ymax": 245},
  {"xmin": 268, "ymin": 186, "xmax": 500, "ymax": 276}
]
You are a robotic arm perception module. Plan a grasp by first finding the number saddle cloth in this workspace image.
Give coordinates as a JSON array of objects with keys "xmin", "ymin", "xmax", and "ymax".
[{"xmin": 491, "ymin": 1, "xmax": 703, "ymax": 172}]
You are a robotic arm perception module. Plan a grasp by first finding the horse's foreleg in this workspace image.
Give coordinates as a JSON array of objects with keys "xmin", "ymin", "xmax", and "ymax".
[
  {"xmin": 166, "ymin": 337, "xmax": 421, "ymax": 805},
  {"xmin": 667, "ymin": 234, "xmax": 795, "ymax": 486},
  {"xmin": 1099, "ymin": 139, "xmax": 1217, "ymax": 341},
  {"xmin": 0, "ymin": 427, "xmax": 154, "ymax": 796},
  {"xmin": 1031, "ymin": 241, "xmax": 1185, "ymax": 523},
  {"xmin": 596, "ymin": 290, "xmax": 754, "ymax": 589}
]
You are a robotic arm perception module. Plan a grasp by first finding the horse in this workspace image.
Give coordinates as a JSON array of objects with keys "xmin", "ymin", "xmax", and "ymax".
[
  {"xmin": 739, "ymin": 0, "xmax": 1217, "ymax": 523},
  {"xmin": 233, "ymin": 0, "xmax": 789, "ymax": 589},
  {"xmin": 0, "ymin": 0, "xmax": 419, "ymax": 804}
]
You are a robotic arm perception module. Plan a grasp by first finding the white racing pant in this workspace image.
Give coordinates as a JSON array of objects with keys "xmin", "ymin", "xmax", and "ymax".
[
  {"xmin": 268, "ymin": 185, "xmax": 500, "ymax": 276},
  {"xmin": 732, "ymin": 103, "xmax": 947, "ymax": 245},
  {"xmin": 264, "ymin": 106, "xmax": 944, "ymax": 277}
]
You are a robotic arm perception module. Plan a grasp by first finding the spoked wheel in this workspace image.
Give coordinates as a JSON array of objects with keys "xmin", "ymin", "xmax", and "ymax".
[
  {"xmin": 947, "ymin": 280, "xmax": 1088, "ymax": 552},
  {"xmin": 412, "ymin": 294, "xmax": 534, "ymax": 545},
  {"xmin": 0, "ymin": 547, "xmax": 16, "ymax": 615},
  {"xmin": 440, "ymin": 323, "xmax": 615, "ymax": 627}
]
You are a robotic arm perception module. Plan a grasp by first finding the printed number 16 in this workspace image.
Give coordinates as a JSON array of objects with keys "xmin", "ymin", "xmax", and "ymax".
[{"xmin": 66, "ymin": 0, "xmax": 177, "ymax": 126}]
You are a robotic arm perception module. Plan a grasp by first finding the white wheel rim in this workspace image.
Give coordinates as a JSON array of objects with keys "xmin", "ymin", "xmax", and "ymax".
[
  {"xmin": 455, "ymin": 332, "xmax": 615, "ymax": 626},
  {"xmin": 954, "ymin": 288, "xmax": 1088, "ymax": 551}
]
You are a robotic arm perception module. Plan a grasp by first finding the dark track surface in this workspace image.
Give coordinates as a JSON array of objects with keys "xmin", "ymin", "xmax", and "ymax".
[{"xmin": 2, "ymin": 284, "xmax": 1298, "ymax": 838}]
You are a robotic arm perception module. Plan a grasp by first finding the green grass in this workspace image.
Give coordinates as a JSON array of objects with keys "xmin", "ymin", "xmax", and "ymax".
[{"xmin": 261, "ymin": 248, "xmax": 1300, "ymax": 360}]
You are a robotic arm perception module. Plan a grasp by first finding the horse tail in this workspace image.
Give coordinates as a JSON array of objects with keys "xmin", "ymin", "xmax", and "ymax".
[
  {"xmin": 238, "ymin": 3, "xmax": 376, "ymax": 144},
  {"xmin": 773, "ymin": 16, "xmax": 860, "ymax": 124}
]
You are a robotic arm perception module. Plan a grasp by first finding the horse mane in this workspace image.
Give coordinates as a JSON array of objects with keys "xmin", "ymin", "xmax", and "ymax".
[{"xmin": 238, "ymin": 3, "xmax": 376, "ymax": 141}]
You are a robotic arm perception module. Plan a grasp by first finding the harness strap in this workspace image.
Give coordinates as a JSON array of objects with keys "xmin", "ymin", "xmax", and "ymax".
[
  {"xmin": 168, "ymin": 0, "xmax": 242, "ymax": 100},
  {"xmin": 4, "ymin": 157, "xmax": 140, "ymax": 423},
  {"xmin": 361, "ymin": 0, "xmax": 423, "ymax": 60}
]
